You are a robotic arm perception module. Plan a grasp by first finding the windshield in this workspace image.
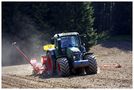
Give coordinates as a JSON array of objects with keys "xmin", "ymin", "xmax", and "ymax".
[{"xmin": 60, "ymin": 35, "xmax": 80, "ymax": 48}]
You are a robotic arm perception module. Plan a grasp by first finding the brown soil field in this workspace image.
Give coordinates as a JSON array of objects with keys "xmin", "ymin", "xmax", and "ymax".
[{"xmin": 2, "ymin": 41, "xmax": 132, "ymax": 88}]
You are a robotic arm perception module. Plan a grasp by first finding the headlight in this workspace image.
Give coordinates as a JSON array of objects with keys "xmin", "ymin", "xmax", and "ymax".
[
  {"xmin": 73, "ymin": 52, "xmax": 82, "ymax": 60},
  {"xmin": 73, "ymin": 56, "xmax": 76, "ymax": 60}
]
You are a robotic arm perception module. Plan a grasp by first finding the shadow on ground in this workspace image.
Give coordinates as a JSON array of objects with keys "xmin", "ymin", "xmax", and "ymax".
[{"xmin": 98, "ymin": 40, "xmax": 132, "ymax": 51}]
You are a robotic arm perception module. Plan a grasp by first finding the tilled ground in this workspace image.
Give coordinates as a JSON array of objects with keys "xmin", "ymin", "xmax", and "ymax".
[{"xmin": 2, "ymin": 41, "xmax": 132, "ymax": 88}]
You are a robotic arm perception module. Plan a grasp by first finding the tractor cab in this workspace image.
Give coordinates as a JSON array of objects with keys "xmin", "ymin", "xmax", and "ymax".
[
  {"xmin": 42, "ymin": 32, "xmax": 97, "ymax": 77},
  {"xmin": 53, "ymin": 32, "xmax": 86, "ymax": 58},
  {"xmin": 54, "ymin": 32, "xmax": 80, "ymax": 47},
  {"xmin": 56, "ymin": 34, "xmax": 80, "ymax": 48}
]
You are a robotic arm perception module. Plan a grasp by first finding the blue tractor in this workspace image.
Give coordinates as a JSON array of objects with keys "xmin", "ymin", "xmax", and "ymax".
[{"xmin": 44, "ymin": 32, "xmax": 97, "ymax": 77}]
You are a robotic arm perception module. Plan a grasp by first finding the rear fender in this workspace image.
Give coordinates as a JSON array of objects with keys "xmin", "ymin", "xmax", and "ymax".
[
  {"xmin": 84, "ymin": 52, "xmax": 94, "ymax": 56},
  {"xmin": 84, "ymin": 52, "xmax": 96, "ymax": 60}
]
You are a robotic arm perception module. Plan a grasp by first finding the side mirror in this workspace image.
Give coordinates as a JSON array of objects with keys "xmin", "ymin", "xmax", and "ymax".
[
  {"xmin": 51, "ymin": 38, "xmax": 54, "ymax": 44},
  {"xmin": 79, "ymin": 34, "xmax": 86, "ymax": 38},
  {"xmin": 82, "ymin": 43, "xmax": 85, "ymax": 46},
  {"xmin": 57, "ymin": 39, "xmax": 61, "ymax": 49},
  {"xmin": 80, "ymin": 45, "xmax": 86, "ymax": 53}
]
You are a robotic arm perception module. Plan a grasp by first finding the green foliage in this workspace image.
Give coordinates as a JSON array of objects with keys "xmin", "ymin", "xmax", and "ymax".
[
  {"xmin": 84, "ymin": 28, "xmax": 97, "ymax": 48},
  {"xmin": 97, "ymin": 31, "xmax": 109, "ymax": 42},
  {"xmin": 93, "ymin": 2, "xmax": 132, "ymax": 36},
  {"xmin": 80, "ymin": 3, "xmax": 98, "ymax": 49},
  {"xmin": 2, "ymin": 2, "xmax": 100, "ymax": 51},
  {"xmin": 2, "ymin": 2, "xmax": 132, "ymax": 65}
]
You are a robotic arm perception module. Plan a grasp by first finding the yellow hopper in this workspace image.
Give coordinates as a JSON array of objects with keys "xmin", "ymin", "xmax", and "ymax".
[{"xmin": 43, "ymin": 44, "xmax": 55, "ymax": 51}]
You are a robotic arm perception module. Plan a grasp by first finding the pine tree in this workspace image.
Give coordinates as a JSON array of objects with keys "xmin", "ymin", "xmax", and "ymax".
[{"xmin": 80, "ymin": 2, "xmax": 97, "ymax": 50}]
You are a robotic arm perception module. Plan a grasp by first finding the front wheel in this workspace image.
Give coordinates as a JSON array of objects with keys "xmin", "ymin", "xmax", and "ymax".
[
  {"xmin": 57, "ymin": 58, "xmax": 70, "ymax": 77},
  {"xmin": 84, "ymin": 54, "xmax": 97, "ymax": 74}
]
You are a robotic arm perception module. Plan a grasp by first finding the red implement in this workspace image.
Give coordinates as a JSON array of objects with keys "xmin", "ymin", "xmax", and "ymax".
[
  {"xmin": 41, "ymin": 55, "xmax": 53, "ymax": 75},
  {"xmin": 12, "ymin": 42, "xmax": 46, "ymax": 74}
]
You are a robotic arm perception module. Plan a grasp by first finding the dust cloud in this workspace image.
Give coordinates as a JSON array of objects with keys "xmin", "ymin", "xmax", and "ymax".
[{"xmin": 2, "ymin": 14, "xmax": 50, "ymax": 66}]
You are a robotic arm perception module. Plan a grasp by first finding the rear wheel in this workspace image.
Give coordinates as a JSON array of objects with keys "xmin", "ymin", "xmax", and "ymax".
[
  {"xmin": 57, "ymin": 58, "xmax": 70, "ymax": 77},
  {"xmin": 84, "ymin": 54, "xmax": 97, "ymax": 74}
]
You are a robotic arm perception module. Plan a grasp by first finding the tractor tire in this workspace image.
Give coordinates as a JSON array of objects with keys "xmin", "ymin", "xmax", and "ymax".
[
  {"xmin": 57, "ymin": 58, "xmax": 70, "ymax": 77},
  {"xmin": 84, "ymin": 54, "xmax": 97, "ymax": 74}
]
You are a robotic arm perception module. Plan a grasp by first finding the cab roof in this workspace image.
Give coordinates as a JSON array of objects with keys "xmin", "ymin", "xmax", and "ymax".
[{"xmin": 54, "ymin": 32, "xmax": 79, "ymax": 38}]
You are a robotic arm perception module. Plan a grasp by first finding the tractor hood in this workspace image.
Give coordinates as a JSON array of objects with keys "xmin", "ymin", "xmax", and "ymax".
[
  {"xmin": 69, "ymin": 47, "xmax": 80, "ymax": 52},
  {"xmin": 67, "ymin": 47, "xmax": 81, "ymax": 60}
]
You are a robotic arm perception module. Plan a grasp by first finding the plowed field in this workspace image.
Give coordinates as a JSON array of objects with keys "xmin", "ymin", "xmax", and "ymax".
[{"xmin": 2, "ymin": 41, "xmax": 132, "ymax": 88}]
